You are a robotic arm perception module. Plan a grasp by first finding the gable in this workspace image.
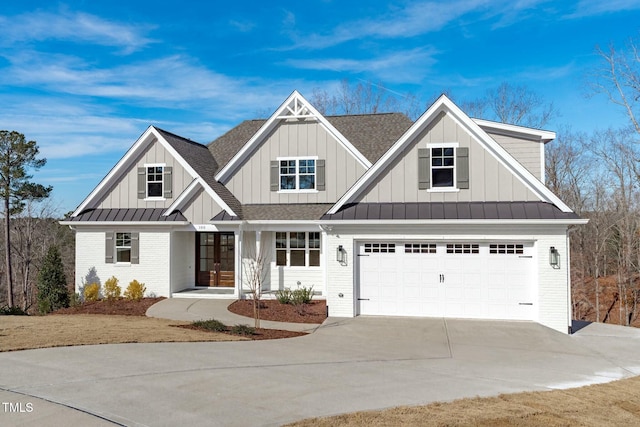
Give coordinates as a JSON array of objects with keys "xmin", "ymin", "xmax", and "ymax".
[
  {"xmin": 225, "ymin": 120, "xmax": 367, "ymax": 204},
  {"xmin": 179, "ymin": 186, "xmax": 224, "ymax": 224},
  {"xmin": 95, "ymin": 137, "xmax": 192, "ymax": 210},
  {"xmin": 329, "ymin": 94, "xmax": 572, "ymax": 215},
  {"xmin": 357, "ymin": 112, "xmax": 539, "ymax": 203}
]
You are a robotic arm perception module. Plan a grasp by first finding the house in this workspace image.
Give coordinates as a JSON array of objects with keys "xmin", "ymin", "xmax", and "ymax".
[{"xmin": 62, "ymin": 91, "xmax": 586, "ymax": 333}]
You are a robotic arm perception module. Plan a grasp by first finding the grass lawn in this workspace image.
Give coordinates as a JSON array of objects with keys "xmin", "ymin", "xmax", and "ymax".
[
  {"xmin": 286, "ymin": 376, "xmax": 640, "ymax": 426},
  {"xmin": 0, "ymin": 314, "xmax": 246, "ymax": 351}
]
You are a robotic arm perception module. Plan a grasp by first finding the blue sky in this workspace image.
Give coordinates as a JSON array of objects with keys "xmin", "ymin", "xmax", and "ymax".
[{"xmin": 0, "ymin": 1, "xmax": 639, "ymax": 214}]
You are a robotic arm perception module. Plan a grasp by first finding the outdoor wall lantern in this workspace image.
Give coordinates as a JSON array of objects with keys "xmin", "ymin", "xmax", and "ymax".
[
  {"xmin": 549, "ymin": 246, "xmax": 560, "ymax": 268},
  {"xmin": 336, "ymin": 245, "xmax": 346, "ymax": 263}
]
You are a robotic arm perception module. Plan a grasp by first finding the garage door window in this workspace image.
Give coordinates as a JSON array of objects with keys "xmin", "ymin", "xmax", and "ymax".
[
  {"xmin": 275, "ymin": 232, "xmax": 320, "ymax": 267},
  {"xmin": 404, "ymin": 243, "xmax": 436, "ymax": 253},
  {"xmin": 446, "ymin": 243, "xmax": 479, "ymax": 254},
  {"xmin": 489, "ymin": 244, "xmax": 524, "ymax": 254},
  {"xmin": 364, "ymin": 243, "xmax": 395, "ymax": 253}
]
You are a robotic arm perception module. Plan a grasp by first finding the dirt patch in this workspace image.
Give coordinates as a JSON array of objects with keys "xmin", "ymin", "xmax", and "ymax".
[
  {"xmin": 286, "ymin": 376, "xmax": 640, "ymax": 427},
  {"xmin": 52, "ymin": 297, "xmax": 165, "ymax": 316},
  {"xmin": 0, "ymin": 314, "xmax": 244, "ymax": 352},
  {"xmin": 228, "ymin": 299, "xmax": 327, "ymax": 324}
]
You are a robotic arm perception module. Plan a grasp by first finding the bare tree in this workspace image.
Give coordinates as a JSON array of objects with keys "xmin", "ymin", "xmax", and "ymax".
[
  {"xmin": 463, "ymin": 82, "xmax": 558, "ymax": 129},
  {"xmin": 242, "ymin": 236, "xmax": 271, "ymax": 328},
  {"xmin": 592, "ymin": 39, "xmax": 640, "ymax": 136}
]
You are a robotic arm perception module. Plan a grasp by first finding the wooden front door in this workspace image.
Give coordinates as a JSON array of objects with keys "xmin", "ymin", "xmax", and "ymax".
[{"xmin": 196, "ymin": 232, "xmax": 235, "ymax": 287}]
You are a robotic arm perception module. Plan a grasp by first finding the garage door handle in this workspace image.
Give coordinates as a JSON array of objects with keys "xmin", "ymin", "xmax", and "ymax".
[
  {"xmin": 357, "ymin": 254, "xmax": 369, "ymax": 257},
  {"xmin": 519, "ymin": 256, "xmax": 532, "ymax": 258},
  {"xmin": 519, "ymin": 302, "xmax": 533, "ymax": 305},
  {"xmin": 357, "ymin": 298, "xmax": 370, "ymax": 301}
]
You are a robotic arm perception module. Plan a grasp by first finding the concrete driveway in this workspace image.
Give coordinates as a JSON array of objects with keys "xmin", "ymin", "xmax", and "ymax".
[{"xmin": 1, "ymin": 317, "xmax": 639, "ymax": 427}]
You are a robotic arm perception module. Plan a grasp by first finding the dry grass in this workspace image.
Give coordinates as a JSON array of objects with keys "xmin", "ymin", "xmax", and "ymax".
[
  {"xmin": 0, "ymin": 314, "xmax": 246, "ymax": 352},
  {"xmin": 286, "ymin": 376, "xmax": 640, "ymax": 427}
]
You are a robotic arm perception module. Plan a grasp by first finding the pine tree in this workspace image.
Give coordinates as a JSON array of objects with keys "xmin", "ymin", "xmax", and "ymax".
[{"xmin": 36, "ymin": 246, "xmax": 69, "ymax": 314}]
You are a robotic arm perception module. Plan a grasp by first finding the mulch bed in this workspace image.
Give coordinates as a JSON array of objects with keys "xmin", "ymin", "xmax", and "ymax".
[
  {"xmin": 179, "ymin": 324, "xmax": 307, "ymax": 340},
  {"xmin": 52, "ymin": 297, "xmax": 165, "ymax": 316},
  {"xmin": 228, "ymin": 299, "xmax": 327, "ymax": 324}
]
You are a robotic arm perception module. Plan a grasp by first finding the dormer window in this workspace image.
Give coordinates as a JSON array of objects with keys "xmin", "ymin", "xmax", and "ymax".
[
  {"xmin": 431, "ymin": 147, "xmax": 455, "ymax": 188},
  {"xmin": 418, "ymin": 143, "xmax": 469, "ymax": 192}
]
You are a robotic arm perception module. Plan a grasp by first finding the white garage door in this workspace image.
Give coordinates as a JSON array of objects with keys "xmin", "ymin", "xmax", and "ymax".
[{"xmin": 357, "ymin": 241, "xmax": 535, "ymax": 321}]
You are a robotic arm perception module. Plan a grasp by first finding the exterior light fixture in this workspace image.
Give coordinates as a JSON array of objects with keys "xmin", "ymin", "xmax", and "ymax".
[
  {"xmin": 336, "ymin": 245, "xmax": 346, "ymax": 263},
  {"xmin": 549, "ymin": 246, "xmax": 560, "ymax": 268}
]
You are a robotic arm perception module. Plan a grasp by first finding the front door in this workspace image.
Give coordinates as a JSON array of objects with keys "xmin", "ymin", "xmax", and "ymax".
[{"xmin": 196, "ymin": 232, "xmax": 235, "ymax": 287}]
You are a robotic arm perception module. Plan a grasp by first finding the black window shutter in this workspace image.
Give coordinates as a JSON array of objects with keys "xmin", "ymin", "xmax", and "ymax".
[
  {"xmin": 105, "ymin": 232, "xmax": 114, "ymax": 264},
  {"xmin": 457, "ymin": 147, "xmax": 469, "ymax": 189},
  {"xmin": 418, "ymin": 148, "xmax": 430, "ymax": 190},
  {"xmin": 270, "ymin": 161, "xmax": 278, "ymax": 191},
  {"xmin": 131, "ymin": 232, "xmax": 140, "ymax": 264},
  {"xmin": 163, "ymin": 167, "xmax": 172, "ymax": 198},
  {"xmin": 316, "ymin": 159, "xmax": 325, "ymax": 191},
  {"xmin": 137, "ymin": 167, "xmax": 146, "ymax": 199}
]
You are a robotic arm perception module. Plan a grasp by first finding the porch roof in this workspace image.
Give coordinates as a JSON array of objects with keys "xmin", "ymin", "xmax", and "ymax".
[
  {"xmin": 65, "ymin": 208, "xmax": 188, "ymax": 223},
  {"xmin": 321, "ymin": 202, "xmax": 582, "ymax": 221}
]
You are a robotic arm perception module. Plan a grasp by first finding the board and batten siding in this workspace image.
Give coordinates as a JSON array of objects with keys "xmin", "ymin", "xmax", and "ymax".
[
  {"xmin": 359, "ymin": 112, "xmax": 539, "ymax": 203},
  {"xmin": 225, "ymin": 120, "xmax": 366, "ymax": 204},
  {"xmin": 487, "ymin": 131, "xmax": 542, "ymax": 181},
  {"xmin": 180, "ymin": 186, "xmax": 224, "ymax": 224},
  {"xmin": 96, "ymin": 140, "xmax": 193, "ymax": 209},
  {"xmin": 75, "ymin": 230, "xmax": 172, "ymax": 298}
]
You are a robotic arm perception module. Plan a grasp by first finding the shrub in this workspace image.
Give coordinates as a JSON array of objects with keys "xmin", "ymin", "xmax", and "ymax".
[
  {"xmin": 291, "ymin": 285, "xmax": 314, "ymax": 305},
  {"xmin": 103, "ymin": 276, "xmax": 121, "ymax": 300},
  {"xmin": 124, "ymin": 280, "xmax": 146, "ymax": 301},
  {"xmin": 192, "ymin": 319, "xmax": 227, "ymax": 332},
  {"xmin": 69, "ymin": 292, "xmax": 82, "ymax": 307},
  {"xmin": 36, "ymin": 246, "xmax": 70, "ymax": 314},
  {"xmin": 84, "ymin": 283, "xmax": 101, "ymax": 302},
  {"xmin": 231, "ymin": 324, "xmax": 255, "ymax": 336},
  {"xmin": 275, "ymin": 288, "xmax": 292, "ymax": 304},
  {"xmin": 0, "ymin": 305, "xmax": 29, "ymax": 316}
]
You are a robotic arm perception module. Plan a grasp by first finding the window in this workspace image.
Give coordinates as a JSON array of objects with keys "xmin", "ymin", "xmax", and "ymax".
[
  {"xmin": 446, "ymin": 243, "xmax": 479, "ymax": 254},
  {"xmin": 279, "ymin": 158, "xmax": 316, "ymax": 191},
  {"xmin": 115, "ymin": 233, "xmax": 132, "ymax": 262},
  {"xmin": 404, "ymin": 243, "xmax": 436, "ymax": 253},
  {"xmin": 138, "ymin": 165, "xmax": 171, "ymax": 199},
  {"xmin": 431, "ymin": 147, "xmax": 455, "ymax": 187},
  {"xmin": 490, "ymin": 244, "xmax": 524, "ymax": 254},
  {"xmin": 364, "ymin": 243, "xmax": 395, "ymax": 253},
  {"xmin": 275, "ymin": 232, "xmax": 321, "ymax": 267},
  {"xmin": 147, "ymin": 166, "xmax": 163, "ymax": 197}
]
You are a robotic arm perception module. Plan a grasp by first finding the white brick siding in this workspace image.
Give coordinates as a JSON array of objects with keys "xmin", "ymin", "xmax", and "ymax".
[{"xmin": 75, "ymin": 230, "xmax": 172, "ymax": 297}]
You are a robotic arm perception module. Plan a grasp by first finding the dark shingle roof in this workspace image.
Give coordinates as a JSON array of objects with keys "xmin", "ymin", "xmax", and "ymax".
[
  {"xmin": 155, "ymin": 128, "xmax": 242, "ymax": 217},
  {"xmin": 322, "ymin": 202, "xmax": 581, "ymax": 221},
  {"xmin": 68, "ymin": 208, "xmax": 187, "ymax": 222},
  {"xmin": 207, "ymin": 113, "xmax": 413, "ymax": 172},
  {"xmin": 242, "ymin": 204, "xmax": 333, "ymax": 221}
]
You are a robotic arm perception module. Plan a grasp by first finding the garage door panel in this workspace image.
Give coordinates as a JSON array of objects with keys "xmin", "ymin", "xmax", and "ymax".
[{"xmin": 358, "ymin": 241, "xmax": 535, "ymax": 321}]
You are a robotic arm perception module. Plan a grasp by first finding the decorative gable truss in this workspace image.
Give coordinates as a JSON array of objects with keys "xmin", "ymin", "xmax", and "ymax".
[
  {"xmin": 72, "ymin": 126, "xmax": 237, "ymax": 219},
  {"xmin": 214, "ymin": 90, "xmax": 372, "ymax": 186},
  {"xmin": 328, "ymin": 94, "xmax": 573, "ymax": 215}
]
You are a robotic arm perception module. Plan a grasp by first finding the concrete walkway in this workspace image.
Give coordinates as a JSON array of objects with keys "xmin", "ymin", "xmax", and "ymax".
[
  {"xmin": 146, "ymin": 298, "xmax": 322, "ymax": 332},
  {"xmin": 1, "ymin": 316, "xmax": 639, "ymax": 426}
]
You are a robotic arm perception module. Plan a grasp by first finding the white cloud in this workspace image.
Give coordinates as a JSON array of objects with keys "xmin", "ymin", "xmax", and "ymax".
[
  {"xmin": 565, "ymin": 0, "xmax": 640, "ymax": 18},
  {"xmin": 0, "ymin": 10, "xmax": 154, "ymax": 53},
  {"xmin": 285, "ymin": 47, "xmax": 439, "ymax": 83}
]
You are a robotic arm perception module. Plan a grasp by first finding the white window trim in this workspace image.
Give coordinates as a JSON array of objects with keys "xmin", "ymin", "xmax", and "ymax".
[
  {"xmin": 427, "ymin": 142, "xmax": 458, "ymax": 192},
  {"xmin": 115, "ymin": 232, "xmax": 132, "ymax": 264},
  {"xmin": 276, "ymin": 156, "xmax": 319, "ymax": 193},
  {"xmin": 144, "ymin": 163, "xmax": 166, "ymax": 201},
  {"xmin": 275, "ymin": 231, "xmax": 321, "ymax": 268}
]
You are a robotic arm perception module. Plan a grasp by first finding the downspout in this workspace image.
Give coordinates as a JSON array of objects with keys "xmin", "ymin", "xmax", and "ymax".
[{"xmin": 566, "ymin": 228, "xmax": 572, "ymax": 334}]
